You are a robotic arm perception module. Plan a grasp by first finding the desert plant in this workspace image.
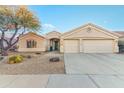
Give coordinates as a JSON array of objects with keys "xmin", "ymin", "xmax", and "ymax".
[
  {"xmin": 0, "ymin": 57, "xmax": 3, "ymax": 61},
  {"xmin": 8, "ymin": 55, "xmax": 23, "ymax": 64},
  {"xmin": 27, "ymin": 55, "xmax": 32, "ymax": 59}
]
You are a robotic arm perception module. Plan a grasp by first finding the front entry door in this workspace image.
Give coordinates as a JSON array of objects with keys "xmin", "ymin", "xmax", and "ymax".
[
  {"xmin": 54, "ymin": 41, "xmax": 59, "ymax": 50},
  {"xmin": 49, "ymin": 39, "xmax": 59, "ymax": 51}
]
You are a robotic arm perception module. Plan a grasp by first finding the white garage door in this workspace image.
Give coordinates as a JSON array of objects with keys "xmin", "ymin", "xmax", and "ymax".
[
  {"xmin": 64, "ymin": 40, "xmax": 79, "ymax": 53},
  {"xmin": 83, "ymin": 40, "xmax": 113, "ymax": 53}
]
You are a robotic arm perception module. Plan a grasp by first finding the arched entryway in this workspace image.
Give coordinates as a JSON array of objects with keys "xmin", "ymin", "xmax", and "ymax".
[{"xmin": 49, "ymin": 38, "xmax": 60, "ymax": 51}]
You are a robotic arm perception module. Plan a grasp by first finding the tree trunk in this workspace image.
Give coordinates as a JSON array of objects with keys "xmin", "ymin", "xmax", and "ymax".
[
  {"xmin": 9, "ymin": 24, "xmax": 18, "ymax": 44},
  {"xmin": 1, "ymin": 31, "xmax": 4, "ymax": 55},
  {"xmin": 0, "ymin": 31, "xmax": 8, "ymax": 56},
  {"xmin": 1, "ymin": 50, "xmax": 8, "ymax": 56},
  {"xmin": 0, "ymin": 25, "xmax": 26, "ymax": 56}
]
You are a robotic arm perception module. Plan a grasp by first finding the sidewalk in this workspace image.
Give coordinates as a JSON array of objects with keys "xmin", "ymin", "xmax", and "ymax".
[{"xmin": 1, "ymin": 74, "xmax": 124, "ymax": 88}]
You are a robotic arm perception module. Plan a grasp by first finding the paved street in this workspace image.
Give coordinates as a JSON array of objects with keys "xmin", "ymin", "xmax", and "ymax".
[{"xmin": 1, "ymin": 75, "xmax": 124, "ymax": 88}]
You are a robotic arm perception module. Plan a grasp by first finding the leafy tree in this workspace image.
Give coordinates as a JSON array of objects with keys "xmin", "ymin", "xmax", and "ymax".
[{"xmin": 0, "ymin": 6, "xmax": 41, "ymax": 56}]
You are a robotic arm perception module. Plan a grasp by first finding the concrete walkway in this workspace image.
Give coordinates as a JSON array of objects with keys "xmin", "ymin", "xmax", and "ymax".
[{"xmin": 1, "ymin": 75, "xmax": 124, "ymax": 88}]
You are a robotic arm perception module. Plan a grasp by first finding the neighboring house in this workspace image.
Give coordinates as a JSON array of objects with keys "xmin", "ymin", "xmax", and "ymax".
[
  {"xmin": 18, "ymin": 23, "xmax": 121, "ymax": 53},
  {"xmin": 115, "ymin": 31, "xmax": 124, "ymax": 52}
]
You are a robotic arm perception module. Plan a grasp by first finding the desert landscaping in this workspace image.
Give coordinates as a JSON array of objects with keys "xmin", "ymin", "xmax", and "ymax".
[{"xmin": 0, "ymin": 51, "xmax": 65, "ymax": 74}]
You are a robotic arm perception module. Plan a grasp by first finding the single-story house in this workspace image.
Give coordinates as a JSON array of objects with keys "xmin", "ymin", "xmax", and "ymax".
[{"xmin": 18, "ymin": 23, "xmax": 121, "ymax": 53}]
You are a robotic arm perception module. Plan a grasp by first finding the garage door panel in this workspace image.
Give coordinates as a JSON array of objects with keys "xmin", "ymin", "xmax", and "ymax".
[
  {"xmin": 64, "ymin": 40, "xmax": 79, "ymax": 53},
  {"xmin": 83, "ymin": 40, "xmax": 113, "ymax": 53}
]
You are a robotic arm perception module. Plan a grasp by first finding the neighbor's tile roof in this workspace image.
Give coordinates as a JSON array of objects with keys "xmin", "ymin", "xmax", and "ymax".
[{"xmin": 114, "ymin": 31, "xmax": 124, "ymax": 37}]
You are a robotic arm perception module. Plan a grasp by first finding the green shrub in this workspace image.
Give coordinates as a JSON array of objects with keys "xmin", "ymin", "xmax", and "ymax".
[
  {"xmin": 0, "ymin": 57, "xmax": 3, "ymax": 61},
  {"xmin": 8, "ymin": 55, "xmax": 23, "ymax": 64}
]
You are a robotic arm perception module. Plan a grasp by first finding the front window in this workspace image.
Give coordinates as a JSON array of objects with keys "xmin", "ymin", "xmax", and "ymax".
[{"xmin": 27, "ymin": 40, "xmax": 37, "ymax": 48}]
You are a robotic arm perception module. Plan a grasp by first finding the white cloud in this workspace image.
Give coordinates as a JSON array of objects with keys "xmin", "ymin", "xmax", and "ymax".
[
  {"xmin": 42, "ymin": 24, "xmax": 57, "ymax": 29},
  {"xmin": 41, "ymin": 23, "xmax": 59, "ymax": 34}
]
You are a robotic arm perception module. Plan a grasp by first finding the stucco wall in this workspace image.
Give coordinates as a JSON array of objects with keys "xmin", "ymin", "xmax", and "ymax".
[
  {"xmin": 18, "ymin": 33, "xmax": 46, "ymax": 52},
  {"xmin": 46, "ymin": 31, "xmax": 61, "ymax": 39}
]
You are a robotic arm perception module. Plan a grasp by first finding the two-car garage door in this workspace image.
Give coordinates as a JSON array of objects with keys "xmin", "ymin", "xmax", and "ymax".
[{"xmin": 64, "ymin": 39, "xmax": 113, "ymax": 53}]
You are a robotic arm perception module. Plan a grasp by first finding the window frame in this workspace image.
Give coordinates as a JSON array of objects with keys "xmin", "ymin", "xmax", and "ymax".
[{"xmin": 26, "ymin": 40, "xmax": 37, "ymax": 48}]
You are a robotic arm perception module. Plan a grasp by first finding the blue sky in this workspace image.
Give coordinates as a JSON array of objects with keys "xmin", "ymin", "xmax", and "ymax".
[{"xmin": 28, "ymin": 5, "xmax": 124, "ymax": 34}]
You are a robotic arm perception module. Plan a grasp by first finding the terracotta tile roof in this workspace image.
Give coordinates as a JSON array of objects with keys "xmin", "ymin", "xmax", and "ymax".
[{"xmin": 114, "ymin": 31, "xmax": 124, "ymax": 37}]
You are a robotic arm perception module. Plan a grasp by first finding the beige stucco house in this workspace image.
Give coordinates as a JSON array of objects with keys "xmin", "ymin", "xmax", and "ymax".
[{"xmin": 18, "ymin": 23, "xmax": 120, "ymax": 53}]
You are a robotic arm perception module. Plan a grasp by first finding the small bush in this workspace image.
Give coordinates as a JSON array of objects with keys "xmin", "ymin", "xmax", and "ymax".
[
  {"xmin": 8, "ymin": 55, "xmax": 23, "ymax": 64},
  {"xmin": 0, "ymin": 57, "xmax": 3, "ymax": 61}
]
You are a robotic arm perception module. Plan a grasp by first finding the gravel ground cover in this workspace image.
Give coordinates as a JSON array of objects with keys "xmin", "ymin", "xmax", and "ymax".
[{"xmin": 0, "ymin": 51, "xmax": 65, "ymax": 74}]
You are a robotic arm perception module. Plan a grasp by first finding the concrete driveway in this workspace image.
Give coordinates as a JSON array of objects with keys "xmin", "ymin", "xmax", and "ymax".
[{"xmin": 64, "ymin": 53, "xmax": 124, "ymax": 75}]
